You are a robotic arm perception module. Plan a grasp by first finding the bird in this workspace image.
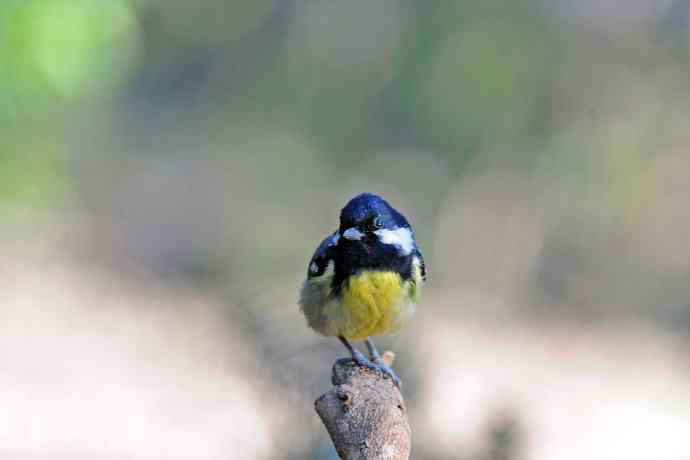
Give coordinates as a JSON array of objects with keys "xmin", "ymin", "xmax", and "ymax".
[{"xmin": 299, "ymin": 193, "xmax": 426, "ymax": 386}]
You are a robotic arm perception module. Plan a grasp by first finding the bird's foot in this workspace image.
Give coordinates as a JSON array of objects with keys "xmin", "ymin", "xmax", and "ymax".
[
  {"xmin": 372, "ymin": 359, "xmax": 401, "ymax": 388},
  {"xmin": 338, "ymin": 350, "xmax": 401, "ymax": 388}
]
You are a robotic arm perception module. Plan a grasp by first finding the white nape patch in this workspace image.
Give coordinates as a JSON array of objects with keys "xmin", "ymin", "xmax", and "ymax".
[
  {"xmin": 375, "ymin": 227, "xmax": 415, "ymax": 255},
  {"xmin": 342, "ymin": 227, "xmax": 364, "ymax": 241},
  {"xmin": 309, "ymin": 262, "xmax": 319, "ymax": 274},
  {"xmin": 330, "ymin": 231, "xmax": 340, "ymax": 245}
]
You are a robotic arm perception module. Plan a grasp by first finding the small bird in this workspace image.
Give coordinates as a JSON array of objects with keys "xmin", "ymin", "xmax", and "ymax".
[{"xmin": 299, "ymin": 193, "xmax": 426, "ymax": 386}]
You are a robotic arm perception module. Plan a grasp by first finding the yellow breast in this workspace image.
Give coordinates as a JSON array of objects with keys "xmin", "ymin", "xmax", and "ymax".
[{"xmin": 322, "ymin": 270, "xmax": 417, "ymax": 340}]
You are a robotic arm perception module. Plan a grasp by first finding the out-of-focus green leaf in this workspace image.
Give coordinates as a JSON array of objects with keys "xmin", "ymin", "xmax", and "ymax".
[
  {"xmin": 0, "ymin": 142, "xmax": 70, "ymax": 206},
  {"xmin": 415, "ymin": 17, "xmax": 555, "ymax": 151},
  {"xmin": 0, "ymin": 0, "xmax": 141, "ymax": 100}
]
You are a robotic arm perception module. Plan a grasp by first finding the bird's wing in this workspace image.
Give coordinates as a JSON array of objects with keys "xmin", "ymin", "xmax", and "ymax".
[
  {"xmin": 306, "ymin": 230, "xmax": 339, "ymax": 279},
  {"xmin": 414, "ymin": 247, "xmax": 427, "ymax": 282}
]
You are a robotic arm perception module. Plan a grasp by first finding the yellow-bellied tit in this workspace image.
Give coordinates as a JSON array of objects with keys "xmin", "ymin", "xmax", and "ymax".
[{"xmin": 299, "ymin": 193, "xmax": 426, "ymax": 386}]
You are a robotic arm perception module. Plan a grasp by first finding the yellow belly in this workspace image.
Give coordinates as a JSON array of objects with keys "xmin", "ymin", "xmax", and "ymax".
[{"xmin": 322, "ymin": 271, "xmax": 416, "ymax": 340}]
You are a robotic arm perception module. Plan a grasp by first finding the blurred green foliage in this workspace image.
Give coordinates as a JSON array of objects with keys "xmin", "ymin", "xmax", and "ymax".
[
  {"xmin": 412, "ymin": 1, "xmax": 557, "ymax": 155},
  {"xmin": 3, "ymin": 0, "xmax": 690, "ymax": 326},
  {"xmin": 0, "ymin": 0, "xmax": 561, "ymax": 188},
  {"xmin": 1, "ymin": 0, "xmax": 140, "ymax": 101}
]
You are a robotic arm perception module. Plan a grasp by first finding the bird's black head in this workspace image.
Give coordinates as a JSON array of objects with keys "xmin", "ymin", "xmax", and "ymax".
[
  {"xmin": 339, "ymin": 193, "xmax": 410, "ymax": 235},
  {"xmin": 335, "ymin": 193, "xmax": 416, "ymax": 259},
  {"xmin": 304, "ymin": 193, "xmax": 425, "ymax": 288},
  {"xmin": 327, "ymin": 193, "xmax": 421, "ymax": 289}
]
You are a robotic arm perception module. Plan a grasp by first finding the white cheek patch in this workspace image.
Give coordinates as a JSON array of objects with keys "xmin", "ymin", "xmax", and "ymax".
[
  {"xmin": 343, "ymin": 227, "xmax": 364, "ymax": 241},
  {"xmin": 375, "ymin": 227, "xmax": 415, "ymax": 255}
]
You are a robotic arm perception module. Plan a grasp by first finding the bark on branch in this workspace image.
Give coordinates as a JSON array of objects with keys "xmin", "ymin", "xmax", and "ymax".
[{"xmin": 314, "ymin": 355, "xmax": 411, "ymax": 460}]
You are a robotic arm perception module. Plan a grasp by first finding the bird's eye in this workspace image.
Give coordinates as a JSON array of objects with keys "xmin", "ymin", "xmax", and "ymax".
[{"xmin": 373, "ymin": 216, "xmax": 383, "ymax": 229}]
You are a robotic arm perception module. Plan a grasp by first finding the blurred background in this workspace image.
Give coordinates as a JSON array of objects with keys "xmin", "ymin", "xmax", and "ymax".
[{"xmin": 3, "ymin": 0, "xmax": 690, "ymax": 458}]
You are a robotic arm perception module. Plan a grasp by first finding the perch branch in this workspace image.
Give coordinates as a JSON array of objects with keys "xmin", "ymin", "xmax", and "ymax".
[{"xmin": 314, "ymin": 354, "xmax": 411, "ymax": 460}]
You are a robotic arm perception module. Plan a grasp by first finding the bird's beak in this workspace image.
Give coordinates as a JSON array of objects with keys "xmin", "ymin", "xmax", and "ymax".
[{"xmin": 342, "ymin": 227, "xmax": 364, "ymax": 241}]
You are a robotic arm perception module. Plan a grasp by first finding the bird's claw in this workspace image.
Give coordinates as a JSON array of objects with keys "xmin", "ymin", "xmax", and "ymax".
[
  {"xmin": 343, "ymin": 350, "xmax": 401, "ymax": 388},
  {"xmin": 373, "ymin": 360, "xmax": 401, "ymax": 388}
]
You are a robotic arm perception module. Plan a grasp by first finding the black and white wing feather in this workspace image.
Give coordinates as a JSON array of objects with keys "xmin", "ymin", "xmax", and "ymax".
[{"xmin": 306, "ymin": 230, "xmax": 339, "ymax": 279}]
